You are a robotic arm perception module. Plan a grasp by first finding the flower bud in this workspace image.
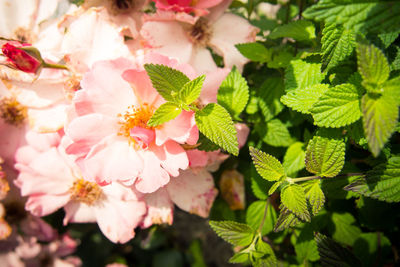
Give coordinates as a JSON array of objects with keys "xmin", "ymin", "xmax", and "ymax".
[{"xmin": 1, "ymin": 42, "xmax": 42, "ymax": 74}]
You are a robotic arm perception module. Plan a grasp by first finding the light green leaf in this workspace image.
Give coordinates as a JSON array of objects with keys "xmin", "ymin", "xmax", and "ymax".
[
  {"xmin": 357, "ymin": 43, "xmax": 390, "ymax": 93},
  {"xmin": 263, "ymin": 119, "xmax": 292, "ymax": 147},
  {"xmin": 285, "ymin": 59, "xmax": 325, "ymax": 92},
  {"xmin": 177, "ymin": 75, "xmax": 205, "ymax": 105},
  {"xmin": 310, "ymin": 83, "xmax": 363, "ymax": 128},
  {"xmin": 235, "ymin": 42, "xmax": 271, "ymax": 63},
  {"xmin": 217, "ymin": 67, "xmax": 249, "ymax": 117},
  {"xmin": 329, "ymin": 212, "xmax": 361, "ymax": 246},
  {"xmin": 257, "ymin": 77, "xmax": 285, "ymax": 121},
  {"xmin": 250, "ymin": 147, "xmax": 285, "ymax": 182},
  {"xmin": 147, "ymin": 102, "xmax": 182, "ymax": 127},
  {"xmin": 303, "ymin": 180, "xmax": 325, "ymax": 215},
  {"xmin": 246, "ymin": 200, "xmax": 277, "ymax": 235},
  {"xmin": 250, "ymin": 165, "xmax": 272, "ymax": 200},
  {"xmin": 379, "ymin": 30, "xmax": 400, "ymax": 49},
  {"xmin": 295, "ymin": 225, "xmax": 320, "ymax": 262},
  {"xmin": 229, "ymin": 252, "xmax": 249, "ymax": 264},
  {"xmin": 209, "ymin": 221, "xmax": 254, "ymax": 247},
  {"xmin": 283, "ymin": 142, "xmax": 306, "ymax": 176},
  {"xmin": 315, "ymin": 233, "xmax": 362, "ymax": 267},
  {"xmin": 274, "ymin": 205, "xmax": 301, "ymax": 232},
  {"xmin": 144, "ymin": 64, "xmax": 190, "ymax": 102},
  {"xmin": 345, "ymin": 156, "xmax": 400, "ymax": 202},
  {"xmin": 195, "ymin": 103, "xmax": 238, "ymax": 155},
  {"xmin": 252, "ymin": 240, "xmax": 277, "ymax": 267},
  {"xmin": 321, "ymin": 23, "xmax": 356, "ymax": 71},
  {"xmin": 361, "ymin": 93, "xmax": 398, "ymax": 157},
  {"xmin": 281, "ymin": 184, "xmax": 310, "ymax": 221},
  {"xmin": 281, "ymin": 84, "xmax": 329, "ymax": 114},
  {"xmin": 303, "ymin": 0, "xmax": 400, "ymax": 34},
  {"xmin": 268, "ymin": 181, "xmax": 283, "ymax": 195},
  {"xmin": 305, "ymin": 135, "xmax": 345, "ymax": 177},
  {"xmin": 268, "ymin": 20, "xmax": 316, "ymax": 41}
]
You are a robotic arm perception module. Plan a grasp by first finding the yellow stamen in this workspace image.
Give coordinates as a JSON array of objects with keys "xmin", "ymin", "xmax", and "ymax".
[
  {"xmin": 0, "ymin": 97, "xmax": 27, "ymax": 125},
  {"xmin": 69, "ymin": 179, "xmax": 103, "ymax": 206}
]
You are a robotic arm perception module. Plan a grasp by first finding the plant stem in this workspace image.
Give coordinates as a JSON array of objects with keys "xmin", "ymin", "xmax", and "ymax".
[
  {"xmin": 42, "ymin": 62, "xmax": 69, "ymax": 70},
  {"xmin": 289, "ymin": 172, "xmax": 364, "ymax": 183}
]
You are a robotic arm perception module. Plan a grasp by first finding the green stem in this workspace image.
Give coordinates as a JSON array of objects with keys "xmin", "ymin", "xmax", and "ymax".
[
  {"xmin": 42, "ymin": 62, "xmax": 69, "ymax": 71},
  {"xmin": 289, "ymin": 172, "xmax": 364, "ymax": 183}
]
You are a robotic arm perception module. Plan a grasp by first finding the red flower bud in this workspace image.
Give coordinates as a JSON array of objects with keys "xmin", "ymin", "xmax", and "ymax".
[{"xmin": 1, "ymin": 42, "xmax": 42, "ymax": 74}]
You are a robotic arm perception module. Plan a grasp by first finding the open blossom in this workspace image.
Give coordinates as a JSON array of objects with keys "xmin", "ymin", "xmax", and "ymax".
[
  {"xmin": 65, "ymin": 55, "xmax": 199, "ymax": 193},
  {"xmin": 14, "ymin": 131, "xmax": 146, "ymax": 244},
  {"xmin": 141, "ymin": 8, "xmax": 259, "ymax": 73},
  {"xmin": 153, "ymin": 0, "xmax": 224, "ymax": 17}
]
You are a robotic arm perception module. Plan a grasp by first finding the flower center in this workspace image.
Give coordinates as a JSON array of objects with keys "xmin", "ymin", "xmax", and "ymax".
[
  {"xmin": 109, "ymin": 0, "xmax": 135, "ymax": 14},
  {"xmin": 0, "ymin": 97, "xmax": 27, "ymax": 125},
  {"xmin": 69, "ymin": 179, "xmax": 103, "ymax": 206},
  {"xmin": 188, "ymin": 17, "xmax": 212, "ymax": 47},
  {"xmin": 118, "ymin": 103, "xmax": 156, "ymax": 146},
  {"xmin": 13, "ymin": 27, "xmax": 35, "ymax": 43}
]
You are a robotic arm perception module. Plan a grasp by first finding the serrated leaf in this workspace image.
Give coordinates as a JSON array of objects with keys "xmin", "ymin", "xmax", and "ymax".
[
  {"xmin": 195, "ymin": 103, "xmax": 238, "ymax": 155},
  {"xmin": 196, "ymin": 132, "xmax": 219, "ymax": 152},
  {"xmin": 250, "ymin": 147, "xmax": 285, "ymax": 182},
  {"xmin": 283, "ymin": 142, "xmax": 306, "ymax": 176},
  {"xmin": 217, "ymin": 67, "xmax": 249, "ymax": 117},
  {"xmin": 391, "ymin": 46, "xmax": 400, "ymax": 71},
  {"xmin": 267, "ymin": 48, "xmax": 294, "ymax": 69},
  {"xmin": 281, "ymin": 184, "xmax": 310, "ymax": 221},
  {"xmin": 229, "ymin": 251, "xmax": 249, "ymax": 264},
  {"xmin": 295, "ymin": 225, "xmax": 320, "ymax": 262},
  {"xmin": 357, "ymin": 43, "xmax": 390, "ymax": 93},
  {"xmin": 285, "ymin": 59, "xmax": 325, "ymax": 92},
  {"xmin": 305, "ymin": 135, "xmax": 345, "ymax": 177},
  {"xmin": 310, "ymin": 83, "xmax": 363, "ymax": 128},
  {"xmin": 315, "ymin": 233, "xmax": 362, "ymax": 267},
  {"xmin": 281, "ymin": 84, "xmax": 329, "ymax": 114},
  {"xmin": 303, "ymin": 0, "xmax": 400, "ymax": 34},
  {"xmin": 268, "ymin": 20, "xmax": 316, "ymax": 41},
  {"xmin": 257, "ymin": 77, "xmax": 285, "ymax": 121},
  {"xmin": 274, "ymin": 205, "xmax": 301, "ymax": 232},
  {"xmin": 177, "ymin": 75, "xmax": 205, "ymax": 105},
  {"xmin": 246, "ymin": 200, "xmax": 277, "ymax": 236},
  {"xmin": 147, "ymin": 102, "xmax": 182, "ymax": 127},
  {"xmin": 250, "ymin": 165, "xmax": 272, "ymax": 200},
  {"xmin": 361, "ymin": 93, "xmax": 398, "ymax": 157},
  {"xmin": 252, "ymin": 240, "xmax": 277, "ymax": 267},
  {"xmin": 209, "ymin": 221, "xmax": 254, "ymax": 246},
  {"xmin": 268, "ymin": 181, "xmax": 283, "ymax": 195},
  {"xmin": 144, "ymin": 64, "xmax": 190, "ymax": 102},
  {"xmin": 345, "ymin": 156, "xmax": 400, "ymax": 202},
  {"xmin": 379, "ymin": 30, "xmax": 400, "ymax": 49},
  {"xmin": 329, "ymin": 212, "xmax": 361, "ymax": 246},
  {"xmin": 321, "ymin": 23, "xmax": 356, "ymax": 71},
  {"xmin": 303, "ymin": 180, "xmax": 325, "ymax": 215},
  {"xmin": 263, "ymin": 119, "xmax": 292, "ymax": 147},
  {"xmin": 235, "ymin": 42, "xmax": 271, "ymax": 63}
]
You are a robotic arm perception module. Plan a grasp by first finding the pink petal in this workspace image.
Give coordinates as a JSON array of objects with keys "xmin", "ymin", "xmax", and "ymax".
[
  {"xmin": 141, "ymin": 188, "xmax": 173, "ymax": 228},
  {"xmin": 199, "ymin": 67, "xmax": 230, "ymax": 104},
  {"xmin": 152, "ymin": 141, "xmax": 189, "ymax": 177},
  {"xmin": 187, "ymin": 149, "xmax": 208, "ymax": 168},
  {"xmin": 25, "ymin": 193, "xmax": 70, "ymax": 217},
  {"xmin": 63, "ymin": 202, "xmax": 96, "ymax": 225},
  {"xmin": 188, "ymin": 47, "xmax": 218, "ymax": 74},
  {"xmin": 155, "ymin": 111, "xmax": 197, "ymax": 145},
  {"xmin": 130, "ymin": 127, "xmax": 155, "ymax": 147},
  {"xmin": 210, "ymin": 13, "xmax": 258, "ymax": 71},
  {"xmin": 166, "ymin": 169, "xmax": 217, "ymax": 217},
  {"xmin": 235, "ymin": 122, "xmax": 249, "ymax": 149}
]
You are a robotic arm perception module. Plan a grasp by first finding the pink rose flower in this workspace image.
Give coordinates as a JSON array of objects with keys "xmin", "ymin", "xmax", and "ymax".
[
  {"xmin": 14, "ymin": 131, "xmax": 146, "ymax": 244},
  {"xmin": 153, "ymin": 0, "xmax": 224, "ymax": 17},
  {"xmin": 65, "ymin": 55, "xmax": 198, "ymax": 193},
  {"xmin": 1, "ymin": 42, "xmax": 42, "ymax": 74}
]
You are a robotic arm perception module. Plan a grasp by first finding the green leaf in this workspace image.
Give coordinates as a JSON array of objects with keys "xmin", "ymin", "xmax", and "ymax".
[
  {"xmin": 379, "ymin": 30, "xmax": 400, "ymax": 49},
  {"xmin": 257, "ymin": 77, "xmax": 285, "ymax": 121},
  {"xmin": 295, "ymin": 225, "xmax": 320, "ymax": 262},
  {"xmin": 303, "ymin": 180, "xmax": 325, "ymax": 215},
  {"xmin": 391, "ymin": 46, "xmax": 400, "ymax": 71},
  {"xmin": 315, "ymin": 233, "xmax": 362, "ymax": 267},
  {"xmin": 229, "ymin": 252, "xmax": 249, "ymax": 264},
  {"xmin": 250, "ymin": 165, "xmax": 272, "ymax": 200},
  {"xmin": 283, "ymin": 142, "xmax": 306, "ymax": 176},
  {"xmin": 147, "ymin": 102, "xmax": 182, "ymax": 127},
  {"xmin": 281, "ymin": 184, "xmax": 310, "ymax": 221},
  {"xmin": 195, "ymin": 103, "xmax": 238, "ymax": 155},
  {"xmin": 252, "ymin": 240, "xmax": 277, "ymax": 267},
  {"xmin": 281, "ymin": 84, "xmax": 329, "ymax": 114},
  {"xmin": 310, "ymin": 83, "xmax": 363, "ymax": 128},
  {"xmin": 246, "ymin": 200, "xmax": 277, "ymax": 236},
  {"xmin": 361, "ymin": 93, "xmax": 398, "ymax": 157},
  {"xmin": 209, "ymin": 221, "xmax": 254, "ymax": 247},
  {"xmin": 345, "ymin": 156, "xmax": 400, "ymax": 202},
  {"xmin": 235, "ymin": 43, "xmax": 271, "ymax": 63},
  {"xmin": 305, "ymin": 134, "xmax": 345, "ymax": 177},
  {"xmin": 196, "ymin": 132, "xmax": 219, "ymax": 152},
  {"xmin": 357, "ymin": 43, "xmax": 390, "ymax": 92},
  {"xmin": 285, "ymin": 59, "xmax": 325, "ymax": 92},
  {"xmin": 144, "ymin": 64, "xmax": 190, "ymax": 102},
  {"xmin": 177, "ymin": 75, "xmax": 205, "ymax": 105},
  {"xmin": 321, "ymin": 23, "xmax": 356, "ymax": 71},
  {"xmin": 328, "ymin": 212, "xmax": 361, "ymax": 246},
  {"xmin": 263, "ymin": 119, "xmax": 292, "ymax": 147},
  {"xmin": 274, "ymin": 205, "xmax": 301, "ymax": 232},
  {"xmin": 303, "ymin": 0, "xmax": 400, "ymax": 34},
  {"xmin": 268, "ymin": 20, "xmax": 316, "ymax": 41},
  {"xmin": 353, "ymin": 233, "xmax": 392, "ymax": 267},
  {"xmin": 250, "ymin": 147, "xmax": 286, "ymax": 182},
  {"xmin": 217, "ymin": 67, "xmax": 249, "ymax": 117},
  {"xmin": 268, "ymin": 181, "xmax": 283, "ymax": 196}
]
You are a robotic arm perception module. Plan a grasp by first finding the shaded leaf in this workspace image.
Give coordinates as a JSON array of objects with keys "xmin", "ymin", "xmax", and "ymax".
[{"xmin": 209, "ymin": 221, "xmax": 254, "ymax": 247}]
